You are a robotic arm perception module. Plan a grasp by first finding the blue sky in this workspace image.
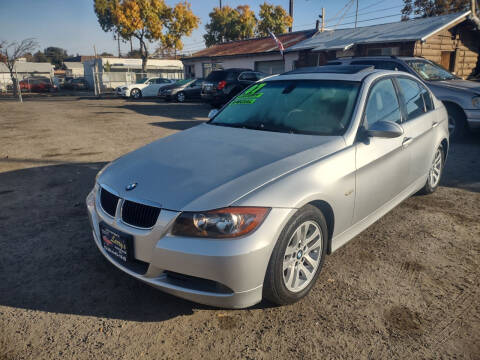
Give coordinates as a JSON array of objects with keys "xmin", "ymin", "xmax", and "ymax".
[{"xmin": 0, "ymin": 0, "xmax": 404, "ymax": 56}]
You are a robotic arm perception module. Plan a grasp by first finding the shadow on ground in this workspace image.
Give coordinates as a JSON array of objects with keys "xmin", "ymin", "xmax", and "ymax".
[
  {"xmin": 0, "ymin": 161, "xmax": 204, "ymax": 322},
  {"xmin": 441, "ymin": 132, "xmax": 480, "ymax": 193},
  {"xmin": 149, "ymin": 120, "xmax": 206, "ymax": 130},
  {"xmin": 122, "ymin": 102, "xmax": 210, "ymax": 121}
]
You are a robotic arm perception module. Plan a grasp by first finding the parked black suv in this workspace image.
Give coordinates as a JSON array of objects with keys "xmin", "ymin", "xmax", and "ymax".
[{"xmin": 201, "ymin": 68, "xmax": 267, "ymax": 107}]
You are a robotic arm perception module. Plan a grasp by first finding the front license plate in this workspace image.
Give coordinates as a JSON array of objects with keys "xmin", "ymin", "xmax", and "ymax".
[{"xmin": 100, "ymin": 223, "xmax": 132, "ymax": 263}]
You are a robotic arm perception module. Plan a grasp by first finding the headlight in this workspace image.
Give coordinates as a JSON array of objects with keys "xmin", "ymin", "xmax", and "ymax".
[
  {"xmin": 166, "ymin": 89, "xmax": 172, "ymax": 93},
  {"xmin": 473, "ymin": 96, "xmax": 480, "ymax": 108},
  {"xmin": 122, "ymin": 87, "xmax": 127, "ymax": 90},
  {"xmin": 171, "ymin": 207, "xmax": 270, "ymax": 238}
]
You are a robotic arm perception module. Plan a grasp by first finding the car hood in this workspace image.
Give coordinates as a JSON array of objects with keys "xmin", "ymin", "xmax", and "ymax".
[
  {"xmin": 427, "ymin": 79, "xmax": 480, "ymax": 94},
  {"xmin": 98, "ymin": 123, "xmax": 345, "ymax": 211}
]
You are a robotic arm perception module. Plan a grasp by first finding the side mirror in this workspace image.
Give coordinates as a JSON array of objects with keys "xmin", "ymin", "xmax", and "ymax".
[
  {"xmin": 366, "ymin": 121, "xmax": 403, "ymax": 138},
  {"xmin": 208, "ymin": 109, "xmax": 219, "ymax": 119}
]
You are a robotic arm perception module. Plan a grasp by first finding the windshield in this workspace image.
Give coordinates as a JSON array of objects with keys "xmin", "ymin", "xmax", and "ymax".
[
  {"xmin": 135, "ymin": 77, "xmax": 149, "ymax": 84},
  {"xmin": 406, "ymin": 60, "xmax": 458, "ymax": 81},
  {"xmin": 210, "ymin": 80, "xmax": 360, "ymax": 136}
]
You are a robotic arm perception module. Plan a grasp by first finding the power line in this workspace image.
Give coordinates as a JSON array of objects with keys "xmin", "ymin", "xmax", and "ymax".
[
  {"xmin": 328, "ymin": 13, "xmax": 401, "ymax": 27},
  {"xmin": 326, "ymin": 5, "xmax": 403, "ymax": 22}
]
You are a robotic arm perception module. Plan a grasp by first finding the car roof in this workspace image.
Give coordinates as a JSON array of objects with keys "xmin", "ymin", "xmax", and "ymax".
[
  {"xmin": 269, "ymin": 65, "xmax": 387, "ymax": 81},
  {"xmin": 330, "ymin": 56, "xmax": 427, "ymax": 62}
]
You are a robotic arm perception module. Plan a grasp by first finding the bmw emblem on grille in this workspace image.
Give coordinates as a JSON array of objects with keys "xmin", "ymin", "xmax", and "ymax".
[{"xmin": 125, "ymin": 182, "xmax": 137, "ymax": 191}]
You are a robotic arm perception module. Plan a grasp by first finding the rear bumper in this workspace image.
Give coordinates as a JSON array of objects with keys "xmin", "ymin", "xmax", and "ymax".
[
  {"xmin": 465, "ymin": 109, "xmax": 480, "ymax": 129},
  {"xmin": 86, "ymin": 187, "xmax": 294, "ymax": 308}
]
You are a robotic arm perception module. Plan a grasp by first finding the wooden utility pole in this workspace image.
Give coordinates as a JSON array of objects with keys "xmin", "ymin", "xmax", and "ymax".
[
  {"xmin": 219, "ymin": 0, "xmax": 222, "ymax": 9},
  {"xmin": 117, "ymin": 33, "xmax": 121, "ymax": 57},
  {"xmin": 355, "ymin": 0, "xmax": 359, "ymax": 28},
  {"xmin": 289, "ymin": 0, "xmax": 294, "ymax": 32},
  {"xmin": 321, "ymin": 8, "xmax": 325, "ymax": 32}
]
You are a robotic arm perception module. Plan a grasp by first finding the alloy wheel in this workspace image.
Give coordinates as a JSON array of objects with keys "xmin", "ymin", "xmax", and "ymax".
[
  {"xmin": 177, "ymin": 92, "xmax": 185, "ymax": 102},
  {"xmin": 429, "ymin": 148, "xmax": 443, "ymax": 188},
  {"xmin": 282, "ymin": 220, "xmax": 322, "ymax": 293}
]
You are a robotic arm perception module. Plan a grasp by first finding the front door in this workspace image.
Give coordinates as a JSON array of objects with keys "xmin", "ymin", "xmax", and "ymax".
[{"xmin": 354, "ymin": 77, "xmax": 410, "ymax": 223}]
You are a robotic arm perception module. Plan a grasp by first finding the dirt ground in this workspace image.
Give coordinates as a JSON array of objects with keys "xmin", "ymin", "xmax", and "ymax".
[{"xmin": 0, "ymin": 96, "xmax": 479, "ymax": 360}]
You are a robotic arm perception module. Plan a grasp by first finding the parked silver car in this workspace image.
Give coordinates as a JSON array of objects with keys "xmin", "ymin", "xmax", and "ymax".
[
  {"xmin": 86, "ymin": 65, "xmax": 449, "ymax": 308},
  {"xmin": 328, "ymin": 56, "xmax": 480, "ymax": 139}
]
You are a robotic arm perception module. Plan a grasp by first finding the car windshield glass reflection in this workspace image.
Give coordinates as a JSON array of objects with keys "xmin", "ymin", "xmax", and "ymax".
[
  {"xmin": 210, "ymin": 80, "xmax": 360, "ymax": 136},
  {"xmin": 407, "ymin": 60, "xmax": 458, "ymax": 81},
  {"xmin": 136, "ymin": 77, "xmax": 148, "ymax": 84}
]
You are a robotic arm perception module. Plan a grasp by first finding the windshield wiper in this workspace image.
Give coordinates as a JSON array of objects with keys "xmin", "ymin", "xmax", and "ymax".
[{"xmin": 211, "ymin": 122, "xmax": 298, "ymax": 134}]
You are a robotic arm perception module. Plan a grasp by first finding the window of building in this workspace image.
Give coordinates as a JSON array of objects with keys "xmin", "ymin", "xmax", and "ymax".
[
  {"xmin": 366, "ymin": 47, "xmax": 400, "ymax": 56},
  {"xmin": 202, "ymin": 63, "xmax": 223, "ymax": 78}
]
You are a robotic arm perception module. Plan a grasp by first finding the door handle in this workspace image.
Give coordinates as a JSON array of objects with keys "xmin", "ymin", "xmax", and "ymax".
[
  {"xmin": 402, "ymin": 137, "xmax": 413, "ymax": 146},
  {"xmin": 432, "ymin": 121, "xmax": 439, "ymax": 128}
]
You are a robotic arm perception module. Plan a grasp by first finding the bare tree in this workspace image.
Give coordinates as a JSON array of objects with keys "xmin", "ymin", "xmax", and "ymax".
[{"xmin": 0, "ymin": 38, "xmax": 38, "ymax": 100}]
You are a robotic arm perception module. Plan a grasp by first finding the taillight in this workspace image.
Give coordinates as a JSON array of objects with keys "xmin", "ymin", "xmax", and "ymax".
[{"xmin": 217, "ymin": 80, "xmax": 227, "ymax": 90}]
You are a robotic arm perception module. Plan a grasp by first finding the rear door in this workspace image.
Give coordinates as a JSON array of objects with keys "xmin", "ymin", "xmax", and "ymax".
[
  {"xmin": 184, "ymin": 79, "xmax": 203, "ymax": 98},
  {"xmin": 394, "ymin": 76, "xmax": 437, "ymax": 185},
  {"xmin": 354, "ymin": 77, "xmax": 410, "ymax": 223}
]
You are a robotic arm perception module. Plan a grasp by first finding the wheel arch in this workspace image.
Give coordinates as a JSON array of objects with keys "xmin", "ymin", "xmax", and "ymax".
[
  {"xmin": 442, "ymin": 100, "xmax": 466, "ymax": 120},
  {"xmin": 307, "ymin": 200, "xmax": 335, "ymax": 255}
]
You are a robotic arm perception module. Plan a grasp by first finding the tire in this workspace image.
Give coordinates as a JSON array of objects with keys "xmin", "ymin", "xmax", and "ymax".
[
  {"xmin": 445, "ymin": 103, "xmax": 468, "ymax": 141},
  {"xmin": 263, "ymin": 205, "xmax": 327, "ymax": 305},
  {"xmin": 130, "ymin": 88, "xmax": 141, "ymax": 99},
  {"xmin": 419, "ymin": 146, "xmax": 444, "ymax": 195},
  {"xmin": 176, "ymin": 91, "xmax": 186, "ymax": 103}
]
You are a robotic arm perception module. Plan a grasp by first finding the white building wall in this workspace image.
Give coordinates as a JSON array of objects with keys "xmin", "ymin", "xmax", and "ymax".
[{"xmin": 183, "ymin": 52, "xmax": 300, "ymax": 79}]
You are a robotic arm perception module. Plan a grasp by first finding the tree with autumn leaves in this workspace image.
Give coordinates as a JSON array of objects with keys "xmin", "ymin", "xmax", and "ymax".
[
  {"xmin": 94, "ymin": 0, "xmax": 199, "ymax": 72},
  {"xmin": 204, "ymin": 2, "xmax": 293, "ymax": 47},
  {"xmin": 401, "ymin": 0, "xmax": 471, "ymax": 20}
]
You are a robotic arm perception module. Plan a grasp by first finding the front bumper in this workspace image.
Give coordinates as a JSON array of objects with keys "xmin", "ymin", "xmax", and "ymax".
[
  {"xmin": 465, "ymin": 109, "xmax": 480, "ymax": 129},
  {"xmin": 86, "ymin": 187, "xmax": 294, "ymax": 308},
  {"xmin": 116, "ymin": 88, "xmax": 130, "ymax": 97}
]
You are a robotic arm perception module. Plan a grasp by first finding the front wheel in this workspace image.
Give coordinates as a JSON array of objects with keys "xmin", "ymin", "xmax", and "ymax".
[
  {"xmin": 176, "ymin": 91, "xmax": 186, "ymax": 103},
  {"xmin": 130, "ymin": 88, "xmax": 141, "ymax": 99},
  {"xmin": 263, "ymin": 205, "xmax": 327, "ymax": 305},
  {"xmin": 419, "ymin": 146, "xmax": 444, "ymax": 195}
]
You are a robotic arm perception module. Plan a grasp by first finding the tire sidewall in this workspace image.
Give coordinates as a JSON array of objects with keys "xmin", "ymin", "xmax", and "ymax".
[
  {"xmin": 131, "ymin": 88, "xmax": 141, "ymax": 99},
  {"xmin": 177, "ymin": 92, "xmax": 185, "ymax": 102},
  {"xmin": 425, "ymin": 146, "xmax": 444, "ymax": 193},
  {"xmin": 264, "ymin": 205, "xmax": 328, "ymax": 304}
]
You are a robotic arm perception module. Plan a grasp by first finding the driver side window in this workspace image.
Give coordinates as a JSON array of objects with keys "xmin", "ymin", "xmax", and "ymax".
[{"xmin": 365, "ymin": 78, "xmax": 402, "ymax": 126}]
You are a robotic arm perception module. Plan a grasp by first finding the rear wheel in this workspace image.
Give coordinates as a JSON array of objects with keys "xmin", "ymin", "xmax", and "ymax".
[
  {"xmin": 130, "ymin": 88, "xmax": 141, "ymax": 99},
  {"xmin": 445, "ymin": 103, "xmax": 468, "ymax": 141},
  {"xmin": 419, "ymin": 146, "xmax": 444, "ymax": 194},
  {"xmin": 263, "ymin": 205, "xmax": 327, "ymax": 305}
]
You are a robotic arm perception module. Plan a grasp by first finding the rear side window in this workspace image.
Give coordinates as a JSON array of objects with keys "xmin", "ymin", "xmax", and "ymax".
[
  {"xmin": 397, "ymin": 78, "xmax": 427, "ymax": 120},
  {"xmin": 206, "ymin": 71, "xmax": 227, "ymax": 81},
  {"xmin": 365, "ymin": 79, "xmax": 402, "ymax": 125}
]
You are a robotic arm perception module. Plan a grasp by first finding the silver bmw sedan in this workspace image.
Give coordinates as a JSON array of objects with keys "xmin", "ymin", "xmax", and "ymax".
[{"xmin": 86, "ymin": 65, "xmax": 449, "ymax": 308}]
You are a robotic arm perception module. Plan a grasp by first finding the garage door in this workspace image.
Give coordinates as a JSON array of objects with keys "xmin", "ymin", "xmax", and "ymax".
[{"xmin": 254, "ymin": 60, "xmax": 285, "ymax": 74}]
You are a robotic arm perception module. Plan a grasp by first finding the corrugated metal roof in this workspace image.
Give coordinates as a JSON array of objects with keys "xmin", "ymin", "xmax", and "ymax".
[
  {"xmin": 186, "ymin": 29, "xmax": 316, "ymax": 59},
  {"xmin": 0, "ymin": 62, "xmax": 54, "ymax": 73},
  {"xmin": 288, "ymin": 11, "xmax": 471, "ymax": 52}
]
